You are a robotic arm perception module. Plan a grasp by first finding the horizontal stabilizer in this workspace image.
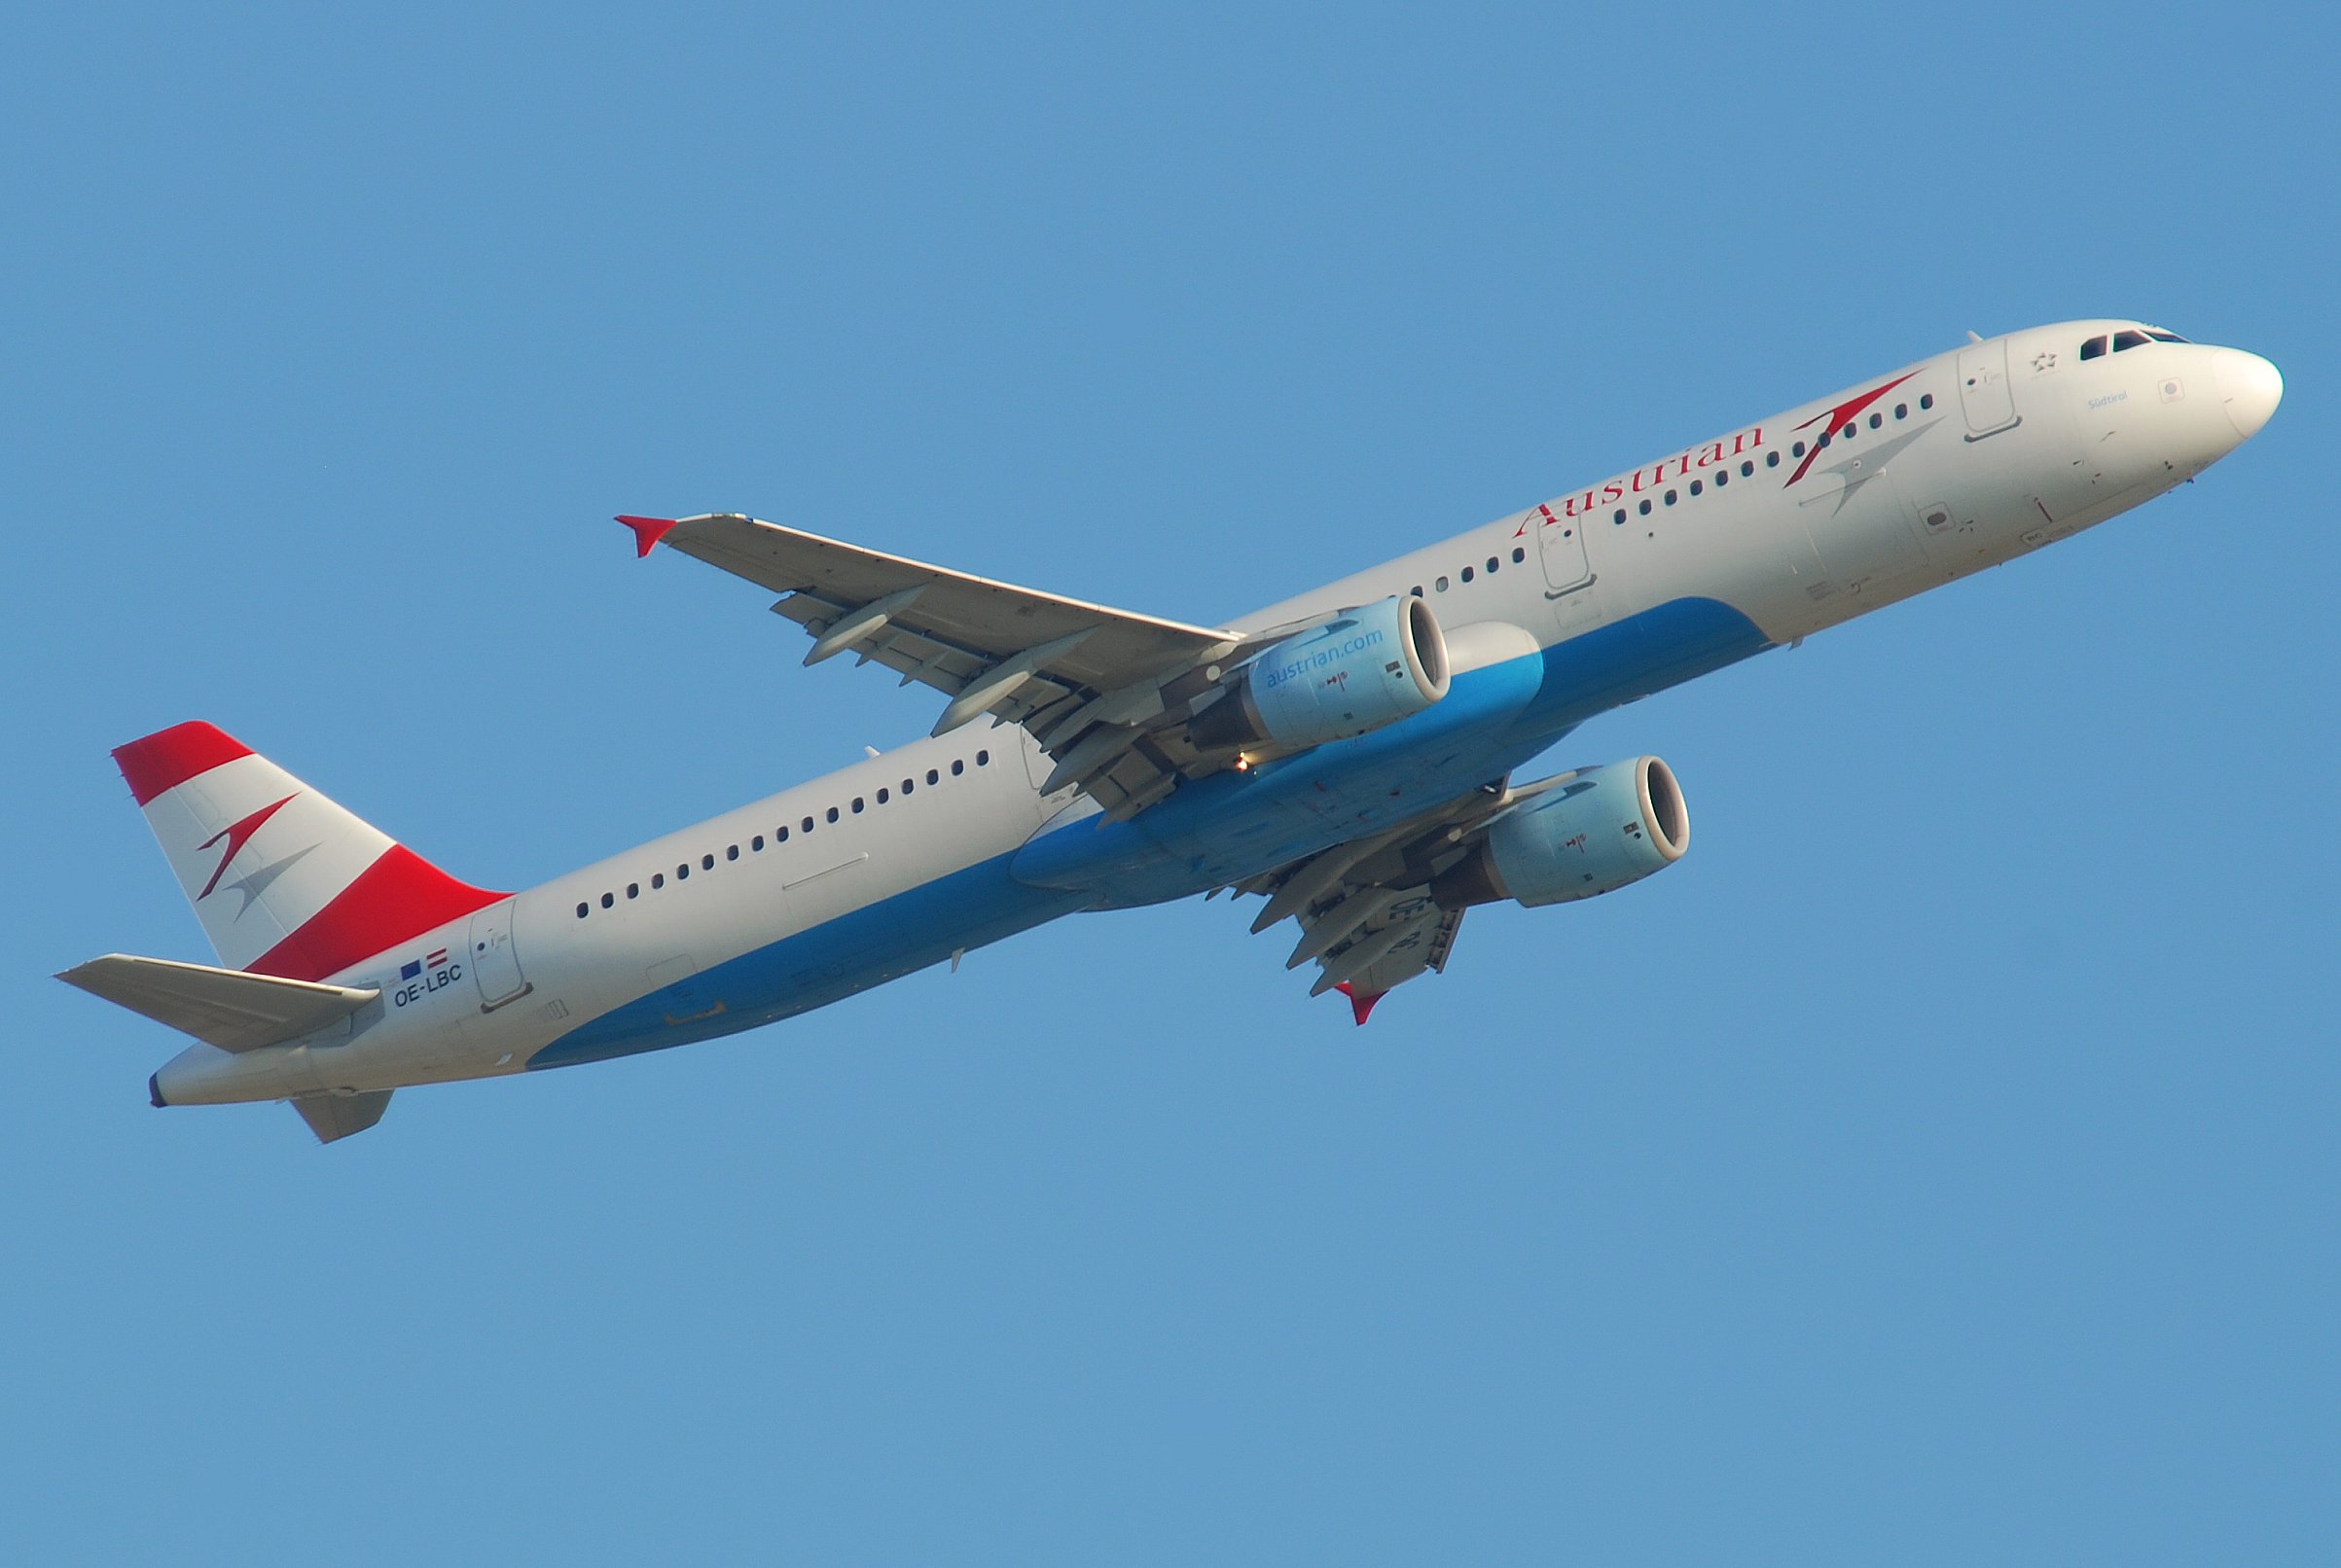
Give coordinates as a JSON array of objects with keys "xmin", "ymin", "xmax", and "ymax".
[
  {"xmin": 291, "ymin": 1090, "xmax": 392, "ymax": 1144},
  {"xmin": 57, "ymin": 953, "xmax": 378, "ymax": 1053}
]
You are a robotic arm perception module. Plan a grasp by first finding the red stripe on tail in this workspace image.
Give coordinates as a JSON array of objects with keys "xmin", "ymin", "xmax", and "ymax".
[
  {"xmin": 113, "ymin": 722, "xmax": 254, "ymax": 805},
  {"xmin": 245, "ymin": 846, "xmax": 507, "ymax": 982}
]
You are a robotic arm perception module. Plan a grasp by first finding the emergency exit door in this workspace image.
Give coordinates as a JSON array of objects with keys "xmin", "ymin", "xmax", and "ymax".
[{"xmin": 1531, "ymin": 502, "xmax": 1593, "ymax": 594}]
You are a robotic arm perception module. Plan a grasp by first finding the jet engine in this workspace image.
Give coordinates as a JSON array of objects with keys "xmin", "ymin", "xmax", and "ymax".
[
  {"xmin": 1189, "ymin": 595, "xmax": 1450, "ymax": 754},
  {"xmin": 1432, "ymin": 756, "xmax": 1689, "ymax": 909}
]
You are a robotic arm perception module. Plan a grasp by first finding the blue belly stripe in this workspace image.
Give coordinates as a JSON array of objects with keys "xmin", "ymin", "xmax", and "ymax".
[
  {"xmin": 528, "ymin": 595, "xmax": 1772, "ymax": 1070},
  {"xmin": 527, "ymin": 853, "xmax": 1088, "ymax": 1071}
]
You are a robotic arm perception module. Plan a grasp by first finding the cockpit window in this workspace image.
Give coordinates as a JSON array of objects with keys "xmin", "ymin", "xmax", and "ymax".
[
  {"xmin": 2112, "ymin": 330, "xmax": 2151, "ymax": 352},
  {"xmin": 2145, "ymin": 329, "xmax": 2189, "ymax": 343},
  {"xmin": 2080, "ymin": 335, "xmax": 2109, "ymax": 360}
]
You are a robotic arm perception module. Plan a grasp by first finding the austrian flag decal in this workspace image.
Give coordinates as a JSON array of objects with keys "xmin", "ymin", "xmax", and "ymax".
[{"xmin": 399, "ymin": 949, "xmax": 450, "ymax": 981}]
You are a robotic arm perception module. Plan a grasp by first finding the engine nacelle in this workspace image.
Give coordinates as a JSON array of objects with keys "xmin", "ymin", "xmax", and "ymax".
[
  {"xmin": 1189, "ymin": 595, "xmax": 1450, "ymax": 754},
  {"xmin": 1432, "ymin": 756, "xmax": 1690, "ymax": 909}
]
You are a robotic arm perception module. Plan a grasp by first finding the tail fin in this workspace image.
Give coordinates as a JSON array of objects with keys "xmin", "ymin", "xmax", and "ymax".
[{"xmin": 112, "ymin": 721, "xmax": 506, "ymax": 981}]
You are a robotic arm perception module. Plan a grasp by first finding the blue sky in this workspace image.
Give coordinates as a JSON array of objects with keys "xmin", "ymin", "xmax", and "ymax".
[{"xmin": 6, "ymin": 4, "xmax": 2336, "ymax": 1561}]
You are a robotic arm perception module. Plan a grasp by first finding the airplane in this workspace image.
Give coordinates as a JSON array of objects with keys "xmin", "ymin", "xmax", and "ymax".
[{"xmin": 59, "ymin": 320, "xmax": 2283, "ymax": 1141}]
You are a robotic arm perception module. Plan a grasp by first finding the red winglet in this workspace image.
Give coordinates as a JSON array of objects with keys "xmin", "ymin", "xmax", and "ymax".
[
  {"xmin": 616, "ymin": 515, "xmax": 680, "ymax": 558},
  {"xmin": 113, "ymin": 721, "xmax": 254, "ymax": 805},
  {"xmin": 1333, "ymin": 981, "xmax": 1386, "ymax": 1026}
]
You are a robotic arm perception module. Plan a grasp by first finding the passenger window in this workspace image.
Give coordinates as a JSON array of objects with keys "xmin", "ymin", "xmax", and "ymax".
[
  {"xmin": 903, "ymin": 778, "xmax": 914, "ymax": 794},
  {"xmin": 1868, "ymin": 412, "xmax": 1882, "ymax": 429},
  {"xmin": 1511, "ymin": 548, "xmax": 1525, "ymax": 563},
  {"xmin": 977, "ymin": 750, "xmax": 990, "ymax": 766},
  {"xmin": 1485, "ymin": 555, "xmax": 1498, "ymax": 573},
  {"xmin": 1664, "ymin": 489, "xmax": 1677, "ymax": 506},
  {"xmin": 652, "ymin": 873, "xmax": 664, "ymax": 889},
  {"xmin": 702, "ymin": 854, "xmax": 715, "ymax": 870},
  {"xmin": 2113, "ymin": 330, "xmax": 2150, "ymax": 352},
  {"xmin": 677, "ymin": 864, "xmax": 689, "ymax": 879},
  {"xmin": 752, "ymin": 835, "xmax": 764, "ymax": 851},
  {"xmin": 1411, "ymin": 585, "xmax": 1423, "ymax": 596},
  {"xmin": 1435, "ymin": 576, "xmax": 1449, "ymax": 590},
  {"xmin": 1920, "ymin": 393, "xmax": 1934, "ymax": 410},
  {"xmin": 576, "ymin": 903, "xmax": 589, "ymax": 919},
  {"xmin": 850, "ymin": 798, "xmax": 864, "ymax": 814},
  {"xmin": 826, "ymin": 806, "xmax": 840, "ymax": 823},
  {"xmin": 1792, "ymin": 441, "xmax": 1806, "ymax": 457},
  {"xmin": 627, "ymin": 883, "xmax": 639, "ymax": 899},
  {"xmin": 601, "ymin": 892, "xmax": 615, "ymax": 909},
  {"xmin": 1741, "ymin": 460, "xmax": 1754, "ymax": 476},
  {"xmin": 1638, "ymin": 499, "xmax": 1651, "ymax": 516},
  {"xmin": 1766, "ymin": 450, "xmax": 1781, "ymax": 467},
  {"xmin": 1460, "ymin": 566, "xmax": 1474, "ymax": 583},
  {"xmin": 952, "ymin": 760, "xmax": 964, "ymax": 776},
  {"xmin": 1893, "ymin": 403, "xmax": 1907, "ymax": 419},
  {"xmin": 1689, "ymin": 480, "xmax": 1703, "ymax": 496},
  {"xmin": 2080, "ymin": 336, "xmax": 2107, "ymax": 359},
  {"xmin": 926, "ymin": 768, "xmax": 940, "ymax": 785},
  {"xmin": 877, "ymin": 787, "xmax": 889, "ymax": 803},
  {"xmin": 1614, "ymin": 510, "xmax": 1627, "ymax": 524}
]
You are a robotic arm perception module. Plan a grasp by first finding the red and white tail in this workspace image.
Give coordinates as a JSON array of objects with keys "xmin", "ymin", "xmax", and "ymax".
[{"xmin": 112, "ymin": 722, "xmax": 505, "ymax": 981}]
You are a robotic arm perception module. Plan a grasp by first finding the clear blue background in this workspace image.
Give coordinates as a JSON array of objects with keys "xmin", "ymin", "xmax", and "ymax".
[{"xmin": 6, "ymin": 5, "xmax": 2334, "ymax": 1562}]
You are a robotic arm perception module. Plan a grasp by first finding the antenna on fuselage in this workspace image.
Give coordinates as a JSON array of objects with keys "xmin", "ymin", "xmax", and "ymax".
[{"xmin": 1965, "ymin": 330, "xmax": 1985, "ymax": 343}]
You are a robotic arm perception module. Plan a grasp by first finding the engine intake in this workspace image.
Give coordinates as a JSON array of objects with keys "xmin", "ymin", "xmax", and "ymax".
[
  {"xmin": 1190, "ymin": 596, "xmax": 1450, "ymax": 754},
  {"xmin": 1432, "ymin": 756, "xmax": 1689, "ymax": 909}
]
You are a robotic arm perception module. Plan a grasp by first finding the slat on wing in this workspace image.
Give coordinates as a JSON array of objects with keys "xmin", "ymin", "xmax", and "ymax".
[{"xmin": 660, "ymin": 513, "xmax": 1236, "ymax": 695}]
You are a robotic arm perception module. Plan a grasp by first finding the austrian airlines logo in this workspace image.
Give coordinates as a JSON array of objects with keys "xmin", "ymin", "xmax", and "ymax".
[
  {"xmin": 1784, "ymin": 373, "xmax": 1919, "ymax": 486},
  {"xmin": 195, "ymin": 794, "xmax": 299, "ymax": 899}
]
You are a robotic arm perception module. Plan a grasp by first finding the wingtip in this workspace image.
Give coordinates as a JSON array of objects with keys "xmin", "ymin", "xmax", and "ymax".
[
  {"xmin": 615, "ymin": 515, "xmax": 680, "ymax": 558},
  {"xmin": 1332, "ymin": 980, "xmax": 1385, "ymax": 1026}
]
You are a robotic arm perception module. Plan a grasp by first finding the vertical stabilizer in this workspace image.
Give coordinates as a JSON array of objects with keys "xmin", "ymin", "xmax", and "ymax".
[{"xmin": 112, "ymin": 722, "xmax": 505, "ymax": 980}]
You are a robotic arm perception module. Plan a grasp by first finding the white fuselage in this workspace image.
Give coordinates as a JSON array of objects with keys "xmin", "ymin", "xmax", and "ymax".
[{"xmin": 154, "ymin": 321, "xmax": 2277, "ymax": 1107}]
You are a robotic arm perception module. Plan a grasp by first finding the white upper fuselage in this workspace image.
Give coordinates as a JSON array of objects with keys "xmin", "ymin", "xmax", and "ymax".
[{"xmin": 154, "ymin": 321, "xmax": 2281, "ymax": 1107}]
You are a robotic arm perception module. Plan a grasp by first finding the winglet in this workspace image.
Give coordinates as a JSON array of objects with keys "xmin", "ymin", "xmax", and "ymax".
[
  {"xmin": 616, "ymin": 515, "xmax": 680, "ymax": 558},
  {"xmin": 1333, "ymin": 981, "xmax": 1386, "ymax": 1026}
]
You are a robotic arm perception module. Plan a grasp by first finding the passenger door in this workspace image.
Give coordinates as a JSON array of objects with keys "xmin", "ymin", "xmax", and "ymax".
[
  {"xmin": 1956, "ymin": 339, "xmax": 2020, "ymax": 439},
  {"xmin": 468, "ymin": 900, "xmax": 530, "ymax": 1012}
]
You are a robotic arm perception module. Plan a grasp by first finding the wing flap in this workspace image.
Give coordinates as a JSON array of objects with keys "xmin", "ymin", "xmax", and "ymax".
[
  {"xmin": 58, "ymin": 953, "xmax": 378, "ymax": 1053},
  {"xmin": 632, "ymin": 511, "xmax": 1265, "ymax": 817},
  {"xmin": 1241, "ymin": 784, "xmax": 1513, "ymax": 1020}
]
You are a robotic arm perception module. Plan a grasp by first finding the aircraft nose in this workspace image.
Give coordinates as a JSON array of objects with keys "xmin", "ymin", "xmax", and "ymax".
[{"xmin": 2214, "ymin": 348, "xmax": 2283, "ymax": 441}]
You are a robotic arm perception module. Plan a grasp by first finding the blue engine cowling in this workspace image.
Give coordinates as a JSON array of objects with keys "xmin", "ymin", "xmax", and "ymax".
[
  {"xmin": 1188, "ymin": 596, "xmax": 1451, "ymax": 755},
  {"xmin": 1432, "ymin": 757, "xmax": 1690, "ymax": 909}
]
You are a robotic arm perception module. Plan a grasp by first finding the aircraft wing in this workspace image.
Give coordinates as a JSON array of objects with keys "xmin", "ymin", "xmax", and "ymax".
[
  {"xmin": 1232, "ymin": 771, "xmax": 1584, "ymax": 1021},
  {"xmin": 622, "ymin": 513, "xmax": 1265, "ymax": 819}
]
